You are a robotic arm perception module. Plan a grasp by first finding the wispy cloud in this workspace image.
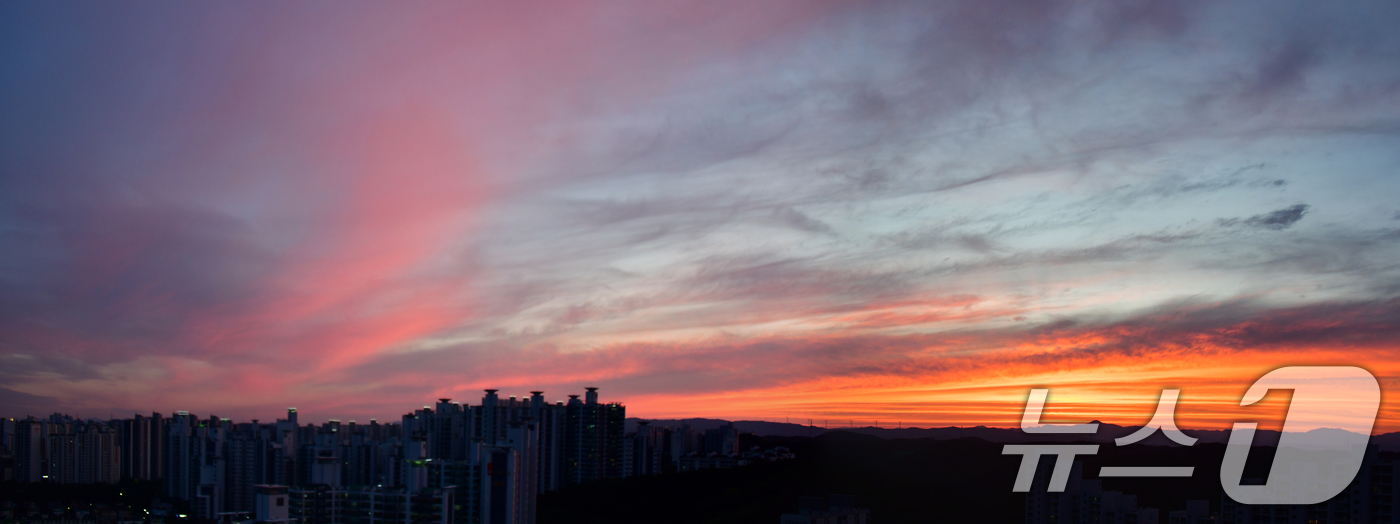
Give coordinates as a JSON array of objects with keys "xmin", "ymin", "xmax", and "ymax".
[{"xmin": 2, "ymin": 0, "xmax": 1399, "ymax": 425}]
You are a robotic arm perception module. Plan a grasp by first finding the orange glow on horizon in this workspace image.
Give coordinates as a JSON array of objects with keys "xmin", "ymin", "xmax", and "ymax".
[{"xmin": 612, "ymin": 341, "xmax": 1400, "ymax": 434}]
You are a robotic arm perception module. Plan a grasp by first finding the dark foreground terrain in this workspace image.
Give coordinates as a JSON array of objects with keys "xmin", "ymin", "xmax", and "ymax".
[
  {"xmin": 539, "ymin": 432, "xmax": 1266, "ymax": 524},
  {"xmin": 0, "ymin": 433, "xmax": 1301, "ymax": 524}
]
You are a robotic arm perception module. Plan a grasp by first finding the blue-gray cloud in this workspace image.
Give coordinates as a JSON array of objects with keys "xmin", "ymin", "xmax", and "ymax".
[{"xmin": 1246, "ymin": 204, "xmax": 1311, "ymax": 230}]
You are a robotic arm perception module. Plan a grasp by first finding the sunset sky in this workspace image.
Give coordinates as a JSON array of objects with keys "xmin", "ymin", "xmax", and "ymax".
[{"xmin": 2, "ymin": 0, "xmax": 1399, "ymax": 432}]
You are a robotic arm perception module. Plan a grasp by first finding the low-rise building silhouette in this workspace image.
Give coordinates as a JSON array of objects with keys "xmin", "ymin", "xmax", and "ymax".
[
  {"xmin": 780, "ymin": 494, "xmax": 871, "ymax": 524},
  {"xmin": 1024, "ymin": 459, "xmax": 1160, "ymax": 524}
]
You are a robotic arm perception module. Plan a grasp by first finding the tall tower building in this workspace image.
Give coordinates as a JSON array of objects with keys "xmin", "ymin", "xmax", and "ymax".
[
  {"xmin": 165, "ymin": 412, "xmax": 197, "ymax": 501},
  {"xmin": 150, "ymin": 412, "xmax": 165, "ymax": 481},
  {"xmin": 481, "ymin": 389, "xmax": 501, "ymax": 445},
  {"xmin": 13, "ymin": 417, "xmax": 43, "ymax": 483},
  {"xmin": 561, "ymin": 387, "xmax": 625, "ymax": 486}
]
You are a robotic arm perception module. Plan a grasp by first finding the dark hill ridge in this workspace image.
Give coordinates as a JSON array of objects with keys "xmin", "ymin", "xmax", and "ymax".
[{"xmin": 626, "ymin": 417, "xmax": 1400, "ymax": 451}]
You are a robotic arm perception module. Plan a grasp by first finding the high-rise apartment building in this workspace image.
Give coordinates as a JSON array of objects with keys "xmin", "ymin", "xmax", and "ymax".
[
  {"xmin": 13, "ymin": 417, "xmax": 43, "ymax": 483},
  {"xmin": 47, "ymin": 421, "xmax": 119, "ymax": 484},
  {"xmin": 11, "ymin": 387, "xmax": 629, "ymax": 524}
]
